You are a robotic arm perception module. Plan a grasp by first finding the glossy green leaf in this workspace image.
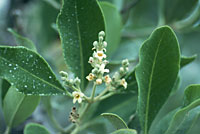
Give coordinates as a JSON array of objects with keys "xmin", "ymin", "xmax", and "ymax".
[
  {"xmin": 8, "ymin": 28, "xmax": 37, "ymax": 52},
  {"xmin": 3, "ymin": 87, "xmax": 40, "ymax": 127},
  {"xmin": 101, "ymin": 113, "xmax": 128, "ymax": 129},
  {"xmin": 24, "ymin": 123, "xmax": 50, "ymax": 134},
  {"xmin": 111, "ymin": 129, "xmax": 137, "ymax": 134},
  {"xmin": 183, "ymin": 84, "xmax": 200, "ymax": 107},
  {"xmin": 0, "ymin": 46, "xmax": 66, "ymax": 95},
  {"xmin": 100, "ymin": 2, "xmax": 122, "ymax": 56},
  {"xmin": 135, "ymin": 26, "xmax": 180, "ymax": 134},
  {"xmin": 180, "ymin": 55, "xmax": 197, "ymax": 68},
  {"xmin": 57, "ymin": 0, "xmax": 105, "ymax": 89}
]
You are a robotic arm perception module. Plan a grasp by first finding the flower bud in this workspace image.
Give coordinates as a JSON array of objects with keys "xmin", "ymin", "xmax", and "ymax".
[
  {"xmin": 103, "ymin": 41, "xmax": 107, "ymax": 47},
  {"xmin": 96, "ymin": 78, "xmax": 102, "ymax": 85},
  {"xmin": 122, "ymin": 59, "xmax": 129, "ymax": 66},
  {"xmin": 99, "ymin": 31, "xmax": 105, "ymax": 37},
  {"xmin": 93, "ymin": 41, "xmax": 98, "ymax": 47},
  {"xmin": 59, "ymin": 71, "xmax": 68, "ymax": 77},
  {"xmin": 74, "ymin": 77, "xmax": 81, "ymax": 85}
]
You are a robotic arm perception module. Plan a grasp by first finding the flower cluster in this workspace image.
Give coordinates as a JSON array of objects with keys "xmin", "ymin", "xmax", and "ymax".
[
  {"xmin": 86, "ymin": 31, "xmax": 129, "ymax": 90},
  {"xmin": 60, "ymin": 71, "xmax": 84, "ymax": 104},
  {"xmin": 86, "ymin": 31, "xmax": 109, "ymax": 85},
  {"xmin": 108, "ymin": 59, "xmax": 129, "ymax": 89}
]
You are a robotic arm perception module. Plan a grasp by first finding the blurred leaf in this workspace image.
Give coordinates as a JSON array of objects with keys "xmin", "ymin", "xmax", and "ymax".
[
  {"xmin": 101, "ymin": 113, "xmax": 128, "ymax": 129},
  {"xmin": 100, "ymin": 2, "xmax": 122, "ymax": 56},
  {"xmin": 111, "ymin": 129, "xmax": 137, "ymax": 134},
  {"xmin": 0, "ymin": 46, "xmax": 66, "ymax": 95},
  {"xmin": 172, "ymin": 1, "xmax": 200, "ymax": 31},
  {"xmin": 124, "ymin": 0, "xmax": 157, "ymax": 29},
  {"xmin": 3, "ymin": 87, "xmax": 40, "ymax": 127},
  {"xmin": 80, "ymin": 123, "xmax": 107, "ymax": 134},
  {"xmin": 183, "ymin": 84, "xmax": 200, "ymax": 106},
  {"xmin": 125, "ymin": 69, "xmax": 137, "ymax": 92},
  {"xmin": 170, "ymin": 77, "xmax": 180, "ymax": 95},
  {"xmin": 57, "ymin": 0, "xmax": 105, "ymax": 89},
  {"xmin": 92, "ymin": 93, "xmax": 137, "ymax": 122},
  {"xmin": 110, "ymin": 39, "xmax": 141, "ymax": 62},
  {"xmin": 165, "ymin": 84, "xmax": 200, "ymax": 134},
  {"xmin": 180, "ymin": 55, "xmax": 197, "ymax": 68},
  {"xmin": 149, "ymin": 108, "xmax": 180, "ymax": 134},
  {"xmin": 24, "ymin": 123, "xmax": 50, "ymax": 134},
  {"xmin": 135, "ymin": 26, "xmax": 180, "ymax": 134},
  {"xmin": 43, "ymin": 0, "xmax": 61, "ymax": 10},
  {"xmin": 7, "ymin": 28, "xmax": 37, "ymax": 52},
  {"xmin": 164, "ymin": 0, "xmax": 198, "ymax": 23},
  {"xmin": 165, "ymin": 104, "xmax": 200, "ymax": 134},
  {"xmin": 1, "ymin": 79, "xmax": 10, "ymax": 101},
  {"xmin": 23, "ymin": 1, "xmax": 59, "ymax": 51}
]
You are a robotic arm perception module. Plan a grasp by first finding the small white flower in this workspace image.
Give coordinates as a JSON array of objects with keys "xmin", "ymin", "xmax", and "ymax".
[
  {"xmin": 72, "ymin": 91, "xmax": 84, "ymax": 104},
  {"xmin": 99, "ymin": 63, "xmax": 109, "ymax": 74},
  {"xmin": 88, "ymin": 57, "xmax": 94, "ymax": 64},
  {"xmin": 95, "ymin": 50, "xmax": 106, "ymax": 60},
  {"xmin": 86, "ymin": 73, "xmax": 95, "ymax": 81},
  {"xmin": 104, "ymin": 75, "xmax": 112, "ymax": 84},
  {"xmin": 120, "ymin": 78, "xmax": 127, "ymax": 89},
  {"xmin": 96, "ymin": 78, "xmax": 102, "ymax": 85}
]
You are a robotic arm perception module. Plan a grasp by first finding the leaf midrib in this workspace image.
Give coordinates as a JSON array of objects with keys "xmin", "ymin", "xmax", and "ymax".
[
  {"xmin": 74, "ymin": 0, "xmax": 84, "ymax": 88},
  {"xmin": 144, "ymin": 31, "xmax": 165, "ymax": 133},
  {"xmin": 0, "ymin": 56, "xmax": 64, "ymax": 93}
]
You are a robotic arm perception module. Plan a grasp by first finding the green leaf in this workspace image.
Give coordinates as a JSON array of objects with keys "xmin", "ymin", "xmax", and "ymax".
[
  {"xmin": 180, "ymin": 55, "xmax": 197, "ymax": 68},
  {"xmin": 81, "ymin": 123, "xmax": 107, "ymax": 134},
  {"xmin": 149, "ymin": 108, "xmax": 180, "ymax": 134},
  {"xmin": 170, "ymin": 77, "xmax": 180, "ymax": 95},
  {"xmin": 99, "ymin": 1, "xmax": 122, "ymax": 56},
  {"xmin": 24, "ymin": 123, "xmax": 50, "ymax": 134},
  {"xmin": 125, "ymin": 69, "xmax": 137, "ymax": 92},
  {"xmin": 135, "ymin": 26, "xmax": 180, "ymax": 134},
  {"xmin": 101, "ymin": 113, "xmax": 128, "ymax": 129},
  {"xmin": 164, "ymin": 0, "xmax": 198, "ymax": 23},
  {"xmin": 183, "ymin": 84, "xmax": 200, "ymax": 107},
  {"xmin": 111, "ymin": 129, "xmax": 137, "ymax": 134},
  {"xmin": 165, "ymin": 102, "xmax": 200, "ymax": 134},
  {"xmin": 92, "ymin": 93, "xmax": 137, "ymax": 121},
  {"xmin": 57, "ymin": 0, "xmax": 105, "ymax": 89},
  {"xmin": 164, "ymin": 84, "xmax": 200, "ymax": 134},
  {"xmin": 3, "ymin": 87, "xmax": 40, "ymax": 127},
  {"xmin": 0, "ymin": 46, "xmax": 66, "ymax": 95},
  {"xmin": 8, "ymin": 28, "xmax": 37, "ymax": 52},
  {"xmin": 1, "ymin": 79, "xmax": 10, "ymax": 101}
]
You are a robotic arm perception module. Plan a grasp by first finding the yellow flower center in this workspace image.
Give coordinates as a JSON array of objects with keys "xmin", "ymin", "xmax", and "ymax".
[
  {"xmin": 75, "ymin": 94, "xmax": 80, "ymax": 99},
  {"xmin": 97, "ymin": 52, "xmax": 103, "ymax": 57}
]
